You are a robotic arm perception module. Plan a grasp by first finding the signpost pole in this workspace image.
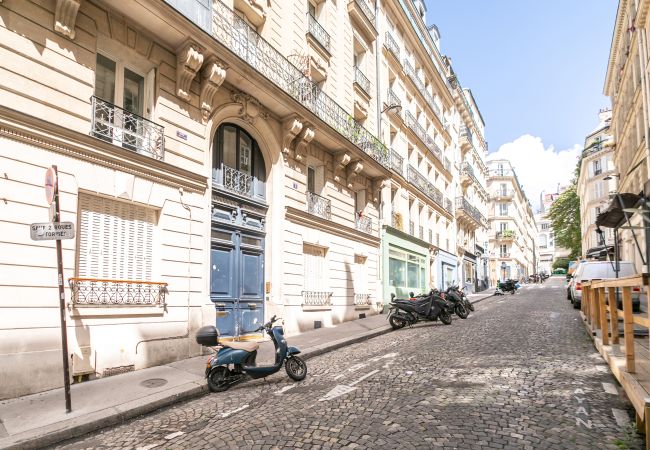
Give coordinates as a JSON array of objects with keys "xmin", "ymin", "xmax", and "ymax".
[{"xmin": 52, "ymin": 165, "xmax": 72, "ymax": 413}]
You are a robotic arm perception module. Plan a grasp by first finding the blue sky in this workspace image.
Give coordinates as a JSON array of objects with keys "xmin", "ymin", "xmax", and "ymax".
[{"xmin": 426, "ymin": 0, "xmax": 616, "ymax": 209}]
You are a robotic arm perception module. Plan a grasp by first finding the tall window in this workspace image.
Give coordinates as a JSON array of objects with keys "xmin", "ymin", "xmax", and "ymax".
[
  {"xmin": 499, "ymin": 245, "xmax": 507, "ymax": 257},
  {"xmin": 303, "ymin": 244, "xmax": 327, "ymax": 292},
  {"xmin": 593, "ymin": 159, "xmax": 602, "ymax": 176},
  {"xmin": 95, "ymin": 54, "xmax": 145, "ymax": 117},
  {"xmin": 499, "ymin": 203, "xmax": 509, "ymax": 216}
]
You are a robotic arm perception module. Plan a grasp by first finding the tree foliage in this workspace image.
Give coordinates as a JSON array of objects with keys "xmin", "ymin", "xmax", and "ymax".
[
  {"xmin": 552, "ymin": 257, "xmax": 570, "ymax": 271},
  {"xmin": 547, "ymin": 184, "xmax": 582, "ymax": 259}
]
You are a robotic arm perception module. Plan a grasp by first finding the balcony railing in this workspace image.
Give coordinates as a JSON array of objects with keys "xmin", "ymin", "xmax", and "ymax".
[
  {"xmin": 354, "ymin": 293, "xmax": 372, "ymax": 306},
  {"xmin": 499, "ymin": 253, "xmax": 511, "ymax": 259},
  {"xmin": 223, "ymin": 165, "xmax": 253, "ymax": 197},
  {"xmin": 352, "ymin": 0, "xmax": 375, "ymax": 24},
  {"xmin": 384, "ymin": 31, "xmax": 400, "ymax": 61},
  {"xmin": 404, "ymin": 111, "xmax": 444, "ymax": 166},
  {"xmin": 407, "ymin": 165, "xmax": 444, "ymax": 209},
  {"xmin": 69, "ymin": 278, "xmax": 167, "ymax": 306},
  {"xmin": 91, "ymin": 96, "xmax": 165, "ymax": 160},
  {"xmin": 445, "ymin": 198, "xmax": 453, "ymax": 214},
  {"xmin": 390, "ymin": 149, "xmax": 403, "ymax": 175},
  {"xmin": 356, "ymin": 214, "xmax": 373, "ymax": 234},
  {"xmin": 492, "ymin": 189, "xmax": 514, "ymax": 198},
  {"xmin": 354, "ymin": 66, "xmax": 370, "ymax": 94},
  {"xmin": 496, "ymin": 230, "xmax": 516, "ymax": 239},
  {"xmin": 211, "ymin": 2, "xmax": 390, "ymax": 169},
  {"xmin": 455, "ymin": 196, "xmax": 487, "ymax": 227},
  {"xmin": 307, "ymin": 191, "xmax": 331, "ymax": 220},
  {"xmin": 307, "ymin": 14, "xmax": 331, "ymax": 52},
  {"xmin": 302, "ymin": 291, "xmax": 333, "ymax": 306},
  {"xmin": 387, "ymin": 88, "xmax": 401, "ymax": 109},
  {"xmin": 402, "ymin": 59, "xmax": 442, "ymax": 123},
  {"xmin": 461, "ymin": 127, "xmax": 473, "ymax": 145}
]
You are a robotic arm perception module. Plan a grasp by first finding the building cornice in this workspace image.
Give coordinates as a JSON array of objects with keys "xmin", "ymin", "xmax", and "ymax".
[
  {"xmin": 0, "ymin": 106, "xmax": 208, "ymax": 193},
  {"xmin": 604, "ymin": 0, "xmax": 628, "ymax": 96},
  {"xmin": 286, "ymin": 207, "xmax": 381, "ymax": 247}
]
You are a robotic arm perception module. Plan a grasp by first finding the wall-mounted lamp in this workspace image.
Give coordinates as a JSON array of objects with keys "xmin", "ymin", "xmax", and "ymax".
[
  {"xmin": 381, "ymin": 103, "xmax": 402, "ymax": 114},
  {"xmin": 603, "ymin": 173, "xmax": 621, "ymax": 181}
]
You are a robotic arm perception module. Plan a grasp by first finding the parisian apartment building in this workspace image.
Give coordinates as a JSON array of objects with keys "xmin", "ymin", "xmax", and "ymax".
[
  {"xmin": 604, "ymin": 0, "xmax": 650, "ymax": 272},
  {"xmin": 0, "ymin": 0, "xmax": 488, "ymax": 398},
  {"xmin": 577, "ymin": 109, "xmax": 617, "ymax": 260},
  {"xmin": 486, "ymin": 160, "xmax": 537, "ymax": 283}
]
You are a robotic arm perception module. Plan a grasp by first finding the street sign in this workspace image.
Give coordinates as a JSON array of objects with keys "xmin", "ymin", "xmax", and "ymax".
[
  {"xmin": 30, "ymin": 222, "xmax": 75, "ymax": 241},
  {"xmin": 45, "ymin": 167, "xmax": 57, "ymax": 205}
]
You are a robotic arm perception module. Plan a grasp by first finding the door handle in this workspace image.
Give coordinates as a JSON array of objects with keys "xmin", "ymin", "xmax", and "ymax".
[{"xmin": 215, "ymin": 303, "xmax": 226, "ymax": 307}]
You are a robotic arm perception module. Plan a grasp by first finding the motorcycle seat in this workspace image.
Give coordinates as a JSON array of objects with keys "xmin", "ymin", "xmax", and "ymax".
[{"xmin": 222, "ymin": 340, "xmax": 259, "ymax": 352}]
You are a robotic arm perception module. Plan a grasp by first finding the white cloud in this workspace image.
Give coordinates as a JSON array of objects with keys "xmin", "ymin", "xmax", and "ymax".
[{"xmin": 487, "ymin": 135, "xmax": 581, "ymax": 213}]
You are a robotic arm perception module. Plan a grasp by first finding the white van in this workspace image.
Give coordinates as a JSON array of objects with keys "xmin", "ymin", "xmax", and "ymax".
[{"xmin": 570, "ymin": 261, "xmax": 640, "ymax": 312}]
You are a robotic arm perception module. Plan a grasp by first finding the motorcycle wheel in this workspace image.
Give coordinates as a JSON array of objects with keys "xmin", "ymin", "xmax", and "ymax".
[
  {"xmin": 510, "ymin": 290, "xmax": 515, "ymax": 295},
  {"xmin": 389, "ymin": 315, "xmax": 407, "ymax": 330},
  {"xmin": 207, "ymin": 366, "xmax": 230, "ymax": 392},
  {"xmin": 285, "ymin": 356, "xmax": 307, "ymax": 381},
  {"xmin": 466, "ymin": 300, "xmax": 475, "ymax": 312},
  {"xmin": 455, "ymin": 304, "xmax": 469, "ymax": 319},
  {"xmin": 439, "ymin": 311, "xmax": 452, "ymax": 325}
]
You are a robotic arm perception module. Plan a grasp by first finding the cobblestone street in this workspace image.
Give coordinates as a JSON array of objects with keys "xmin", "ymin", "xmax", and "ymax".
[{"xmin": 53, "ymin": 277, "xmax": 643, "ymax": 449}]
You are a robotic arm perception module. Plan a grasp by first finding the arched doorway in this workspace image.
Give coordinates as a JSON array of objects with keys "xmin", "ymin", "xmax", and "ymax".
[{"xmin": 210, "ymin": 123, "xmax": 267, "ymax": 338}]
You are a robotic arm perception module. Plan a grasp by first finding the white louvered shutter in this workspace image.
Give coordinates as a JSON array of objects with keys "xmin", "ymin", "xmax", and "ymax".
[
  {"xmin": 78, "ymin": 194, "xmax": 155, "ymax": 280},
  {"xmin": 303, "ymin": 244, "xmax": 326, "ymax": 291}
]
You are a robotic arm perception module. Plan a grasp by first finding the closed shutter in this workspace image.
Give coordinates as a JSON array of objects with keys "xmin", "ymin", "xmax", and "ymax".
[
  {"xmin": 353, "ymin": 255, "xmax": 367, "ymax": 294},
  {"xmin": 303, "ymin": 244, "xmax": 326, "ymax": 291},
  {"xmin": 78, "ymin": 194, "xmax": 155, "ymax": 280}
]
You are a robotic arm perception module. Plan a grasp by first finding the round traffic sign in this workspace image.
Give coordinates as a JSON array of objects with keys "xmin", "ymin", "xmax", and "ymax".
[{"xmin": 45, "ymin": 167, "xmax": 57, "ymax": 205}]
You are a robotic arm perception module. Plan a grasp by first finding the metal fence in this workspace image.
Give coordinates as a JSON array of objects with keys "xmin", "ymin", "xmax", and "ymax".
[
  {"xmin": 307, "ymin": 191, "xmax": 332, "ymax": 220},
  {"xmin": 69, "ymin": 278, "xmax": 167, "ymax": 306}
]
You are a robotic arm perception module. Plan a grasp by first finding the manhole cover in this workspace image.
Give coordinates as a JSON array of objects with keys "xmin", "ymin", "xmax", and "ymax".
[{"xmin": 140, "ymin": 378, "xmax": 168, "ymax": 388}]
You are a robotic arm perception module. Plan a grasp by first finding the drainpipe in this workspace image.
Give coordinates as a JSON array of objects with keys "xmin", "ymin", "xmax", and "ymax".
[
  {"xmin": 375, "ymin": 0, "xmax": 382, "ymax": 141},
  {"xmin": 135, "ymin": 188, "xmax": 192, "ymax": 355},
  {"xmin": 374, "ymin": 0, "xmax": 384, "ymax": 311}
]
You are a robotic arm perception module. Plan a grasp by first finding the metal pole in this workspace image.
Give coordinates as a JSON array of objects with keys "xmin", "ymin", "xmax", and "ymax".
[{"xmin": 53, "ymin": 165, "xmax": 72, "ymax": 412}]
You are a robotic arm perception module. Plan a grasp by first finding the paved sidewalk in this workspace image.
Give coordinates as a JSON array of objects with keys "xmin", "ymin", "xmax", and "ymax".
[{"xmin": 0, "ymin": 293, "xmax": 492, "ymax": 450}]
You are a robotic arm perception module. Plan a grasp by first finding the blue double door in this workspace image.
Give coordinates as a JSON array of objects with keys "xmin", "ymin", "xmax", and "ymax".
[{"xmin": 210, "ymin": 227, "xmax": 264, "ymax": 338}]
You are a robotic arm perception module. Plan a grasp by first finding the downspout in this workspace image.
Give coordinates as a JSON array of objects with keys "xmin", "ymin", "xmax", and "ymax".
[
  {"xmin": 374, "ymin": 0, "xmax": 384, "ymax": 311},
  {"xmin": 136, "ymin": 188, "xmax": 192, "ymax": 354}
]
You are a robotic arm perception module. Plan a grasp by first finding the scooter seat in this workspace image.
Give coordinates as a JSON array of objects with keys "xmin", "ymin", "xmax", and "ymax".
[{"xmin": 222, "ymin": 340, "xmax": 259, "ymax": 352}]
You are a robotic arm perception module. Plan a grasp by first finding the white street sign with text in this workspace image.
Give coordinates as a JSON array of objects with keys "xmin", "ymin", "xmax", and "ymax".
[{"xmin": 30, "ymin": 222, "xmax": 75, "ymax": 241}]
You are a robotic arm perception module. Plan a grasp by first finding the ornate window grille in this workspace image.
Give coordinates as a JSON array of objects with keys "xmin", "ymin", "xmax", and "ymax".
[
  {"xmin": 455, "ymin": 196, "xmax": 487, "ymax": 227},
  {"xmin": 69, "ymin": 278, "xmax": 167, "ymax": 306},
  {"xmin": 353, "ymin": 293, "xmax": 371, "ymax": 306},
  {"xmin": 212, "ymin": 1, "xmax": 390, "ymax": 168},
  {"xmin": 223, "ymin": 165, "xmax": 253, "ymax": 197},
  {"xmin": 355, "ymin": 214, "xmax": 373, "ymax": 234},
  {"xmin": 307, "ymin": 14, "xmax": 331, "ymax": 52},
  {"xmin": 91, "ymin": 96, "xmax": 164, "ymax": 160},
  {"xmin": 302, "ymin": 291, "xmax": 333, "ymax": 306},
  {"xmin": 384, "ymin": 31, "xmax": 400, "ymax": 60},
  {"xmin": 354, "ymin": 66, "xmax": 371, "ymax": 94},
  {"xmin": 445, "ymin": 198, "xmax": 453, "ymax": 214},
  {"xmin": 390, "ymin": 148, "xmax": 403, "ymax": 175},
  {"xmin": 307, "ymin": 191, "xmax": 332, "ymax": 220}
]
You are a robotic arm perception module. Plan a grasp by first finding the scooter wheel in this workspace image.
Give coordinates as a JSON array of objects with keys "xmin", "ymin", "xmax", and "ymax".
[
  {"xmin": 207, "ymin": 366, "xmax": 230, "ymax": 392},
  {"xmin": 285, "ymin": 356, "xmax": 307, "ymax": 381},
  {"xmin": 389, "ymin": 315, "xmax": 407, "ymax": 330},
  {"xmin": 439, "ymin": 311, "xmax": 452, "ymax": 325}
]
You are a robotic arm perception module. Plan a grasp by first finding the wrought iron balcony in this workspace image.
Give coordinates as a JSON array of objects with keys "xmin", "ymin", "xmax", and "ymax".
[
  {"xmin": 387, "ymin": 88, "xmax": 401, "ymax": 110},
  {"xmin": 390, "ymin": 148, "xmax": 403, "ymax": 175},
  {"xmin": 498, "ymin": 253, "xmax": 511, "ymax": 259},
  {"xmin": 402, "ymin": 60, "xmax": 442, "ymax": 123},
  {"xmin": 223, "ymin": 165, "xmax": 253, "ymax": 197},
  {"xmin": 354, "ymin": 66, "xmax": 370, "ymax": 94},
  {"xmin": 492, "ymin": 189, "xmax": 514, "ymax": 199},
  {"xmin": 444, "ymin": 157, "xmax": 451, "ymax": 173},
  {"xmin": 307, "ymin": 191, "xmax": 331, "ymax": 220},
  {"xmin": 212, "ymin": 1, "xmax": 390, "ymax": 169},
  {"xmin": 353, "ymin": 0, "xmax": 375, "ymax": 23},
  {"xmin": 307, "ymin": 14, "xmax": 331, "ymax": 52},
  {"xmin": 404, "ymin": 111, "xmax": 444, "ymax": 166},
  {"xmin": 455, "ymin": 196, "xmax": 487, "ymax": 228},
  {"xmin": 354, "ymin": 293, "xmax": 372, "ymax": 306},
  {"xmin": 384, "ymin": 31, "xmax": 400, "ymax": 61},
  {"xmin": 407, "ymin": 165, "xmax": 444, "ymax": 209},
  {"xmin": 91, "ymin": 96, "xmax": 165, "ymax": 160},
  {"xmin": 445, "ymin": 198, "xmax": 453, "ymax": 214},
  {"xmin": 355, "ymin": 214, "xmax": 373, "ymax": 234},
  {"xmin": 460, "ymin": 126, "xmax": 473, "ymax": 150},
  {"xmin": 69, "ymin": 278, "xmax": 167, "ymax": 306},
  {"xmin": 302, "ymin": 291, "xmax": 332, "ymax": 306}
]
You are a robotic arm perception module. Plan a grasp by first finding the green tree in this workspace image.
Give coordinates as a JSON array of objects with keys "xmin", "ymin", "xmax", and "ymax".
[
  {"xmin": 547, "ymin": 184, "xmax": 582, "ymax": 259},
  {"xmin": 552, "ymin": 257, "xmax": 570, "ymax": 271}
]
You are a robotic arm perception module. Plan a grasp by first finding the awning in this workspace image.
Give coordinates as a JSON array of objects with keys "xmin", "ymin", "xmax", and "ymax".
[
  {"xmin": 585, "ymin": 245, "xmax": 614, "ymax": 259},
  {"xmin": 595, "ymin": 193, "xmax": 641, "ymax": 228}
]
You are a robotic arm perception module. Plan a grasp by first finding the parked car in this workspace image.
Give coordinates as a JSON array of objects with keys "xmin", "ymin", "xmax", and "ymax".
[{"xmin": 569, "ymin": 261, "xmax": 641, "ymax": 312}]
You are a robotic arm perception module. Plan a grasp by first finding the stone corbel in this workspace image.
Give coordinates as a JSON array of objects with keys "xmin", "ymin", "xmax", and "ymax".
[
  {"xmin": 294, "ymin": 125, "xmax": 315, "ymax": 162},
  {"xmin": 282, "ymin": 116, "xmax": 303, "ymax": 156},
  {"xmin": 54, "ymin": 0, "xmax": 80, "ymax": 39},
  {"xmin": 372, "ymin": 178, "xmax": 390, "ymax": 203},
  {"xmin": 200, "ymin": 57, "xmax": 227, "ymax": 120},
  {"xmin": 332, "ymin": 152, "xmax": 352, "ymax": 183},
  {"xmin": 176, "ymin": 40, "xmax": 204, "ymax": 101},
  {"xmin": 346, "ymin": 161, "xmax": 364, "ymax": 190}
]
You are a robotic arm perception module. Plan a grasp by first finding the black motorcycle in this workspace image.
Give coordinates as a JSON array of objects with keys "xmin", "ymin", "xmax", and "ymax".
[
  {"xmin": 444, "ymin": 286, "xmax": 470, "ymax": 319},
  {"xmin": 448, "ymin": 285, "xmax": 474, "ymax": 312},
  {"xmin": 388, "ymin": 290, "xmax": 453, "ymax": 330}
]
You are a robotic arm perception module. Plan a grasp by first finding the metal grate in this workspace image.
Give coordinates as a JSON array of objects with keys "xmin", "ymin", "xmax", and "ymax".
[
  {"xmin": 69, "ymin": 278, "xmax": 167, "ymax": 306},
  {"xmin": 390, "ymin": 148, "xmax": 403, "ymax": 175},
  {"xmin": 307, "ymin": 191, "xmax": 332, "ymax": 220},
  {"xmin": 352, "ymin": 0, "xmax": 375, "ymax": 23},
  {"xmin": 223, "ymin": 165, "xmax": 253, "ymax": 197},
  {"xmin": 307, "ymin": 14, "xmax": 331, "ymax": 52},
  {"xmin": 353, "ymin": 293, "xmax": 371, "ymax": 306},
  {"xmin": 302, "ymin": 291, "xmax": 333, "ymax": 306}
]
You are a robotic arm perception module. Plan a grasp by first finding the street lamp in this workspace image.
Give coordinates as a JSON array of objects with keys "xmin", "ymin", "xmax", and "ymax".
[
  {"xmin": 381, "ymin": 103, "xmax": 402, "ymax": 114},
  {"xmin": 603, "ymin": 173, "xmax": 620, "ymax": 181}
]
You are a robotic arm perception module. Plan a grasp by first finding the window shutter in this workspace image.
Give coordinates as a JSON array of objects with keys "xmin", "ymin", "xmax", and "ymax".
[{"xmin": 78, "ymin": 194, "xmax": 155, "ymax": 280}]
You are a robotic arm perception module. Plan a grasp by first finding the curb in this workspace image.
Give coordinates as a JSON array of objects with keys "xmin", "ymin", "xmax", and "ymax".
[{"xmin": 1, "ymin": 325, "xmax": 394, "ymax": 450}]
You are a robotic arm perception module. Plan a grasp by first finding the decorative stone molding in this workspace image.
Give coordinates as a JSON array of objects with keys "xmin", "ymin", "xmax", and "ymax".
[
  {"xmin": 346, "ymin": 161, "xmax": 364, "ymax": 190},
  {"xmin": 54, "ymin": 0, "xmax": 81, "ymax": 39},
  {"xmin": 332, "ymin": 152, "xmax": 352, "ymax": 183},
  {"xmin": 353, "ymin": 98, "xmax": 368, "ymax": 121},
  {"xmin": 231, "ymin": 90, "xmax": 269, "ymax": 124},
  {"xmin": 294, "ymin": 125, "xmax": 315, "ymax": 161},
  {"xmin": 233, "ymin": 0, "xmax": 268, "ymax": 27},
  {"xmin": 309, "ymin": 54, "xmax": 328, "ymax": 83},
  {"xmin": 176, "ymin": 41, "xmax": 204, "ymax": 101},
  {"xmin": 282, "ymin": 116, "xmax": 303, "ymax": 155},
  {"xmin": 371, "ymin": 178, "xmax": 390, "ymax": 203},
  {"xmin": 200, "ymin": 57, "xmax": 227, "ymax": 120}
]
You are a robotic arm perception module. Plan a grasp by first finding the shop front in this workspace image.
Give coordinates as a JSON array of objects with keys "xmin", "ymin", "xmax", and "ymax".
[
  {"xmin": 436, "ymin": 249, "xmax": 458, "ymax": 291},
  {"xmin": 382, "ymin": 228, "xmax": 430, "ymax": 309}
]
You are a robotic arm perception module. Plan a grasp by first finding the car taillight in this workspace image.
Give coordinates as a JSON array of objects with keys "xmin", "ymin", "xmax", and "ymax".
[{"xmin": 575, "ymin": 282, "xmax": 582, "ymax": 291}]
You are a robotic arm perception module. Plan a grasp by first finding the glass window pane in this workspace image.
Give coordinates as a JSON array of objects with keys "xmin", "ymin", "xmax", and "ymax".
[
  {"xmin": 123, "ymin": 68, "xmax": 144, "ymax": 115},
  {"xmin": 239, "ymin": 133, "xmax": 252, "ymax": 175},
  {"xmin": 211, "ymin": 230, "xmax": 232, "ymax": 241},
  {"xmin": 222, "ymin": 126, "xmax": 237, "ymax": 168},
  {"xmin": 307, "ymin": 167, "xmax": 315, "ymax": 193},
  {"xmin": 407, "ymin": 262, "xmax": 418, "ymax": 287},
  {"xmin": 389, "ymin": 257, "xmax": 405, "ymax": 287},
  {"xmin": 242, "ymin": 237, "xmax": 262, "ymax": 247},
  {"xmin": 95, "ymin": 54, "xmax": 116, "ymax": 103}
]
